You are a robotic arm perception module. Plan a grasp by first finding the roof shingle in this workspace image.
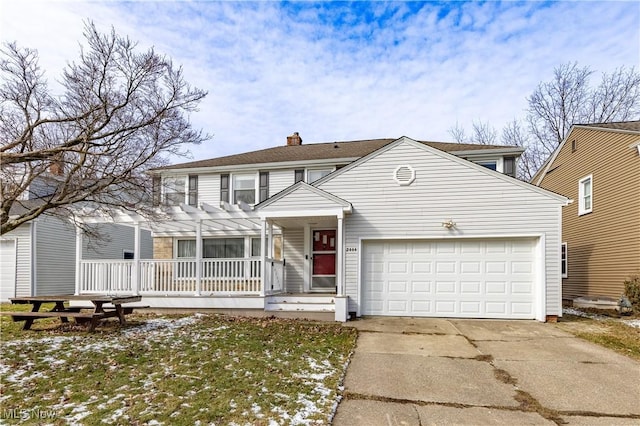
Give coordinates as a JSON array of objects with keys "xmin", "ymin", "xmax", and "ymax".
[{"xmin": 155, "ymin": 138, "xmax": 519, "ymax": 171}]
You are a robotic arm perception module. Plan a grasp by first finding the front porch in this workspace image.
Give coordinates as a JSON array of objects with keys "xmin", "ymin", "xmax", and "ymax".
[
  {"xmin": 73, "ymin": 185, "xmax": 352, "ymax": 321},
  {"xmin": 75, "ymin": 257, "xmax": 340, "ymax": 319}
]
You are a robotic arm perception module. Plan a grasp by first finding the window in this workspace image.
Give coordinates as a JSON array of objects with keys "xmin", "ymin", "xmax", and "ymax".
[
  {"xmin": 251, "ymin": 236, "xmax": 282, "ymax": 260},
  {"xmin": 561, "ymin": 243, "xmax": 568, "ymax": 278},
  {"xmin": 203, "ymin": 238, "xmax": 244, "ymax": 258},
  {"xmin": 578, "ymin": 175, "xmax": 593, "ymax": 215},
  {"xmin": 478, "ymin": 161, "xmax": 497, "ymax": 171},
  {"xmin": 294, "ymin": 169, "xmax": 304, "ymax": 183},
  {"xmin": 503, "ymin": 157, "xmax": 516, "ymax": 177},
  {"xmin": 163, "ymin": 176, "xmax": 186, "ymax": 205},
  {"xmin": 220, "ymin": 174, "xmax": 229, "ymax": 203},
  {"xmin": 177, "ymin": 240, "xmax": 196, "ymax": 258},
  {"xmin": 233, "ymin": 174, "xmax": 256, "ymax": 204},
  {"xmin": 259, "ymin": 172, "xmax": 269, "ymax": 202},
  {"xmin": 307, "ymin": 169, "xmax": 332, "ymax": 183},
  {"xmin": 188, "ymin": 175, "xmax": 198, "ymax": 206}
]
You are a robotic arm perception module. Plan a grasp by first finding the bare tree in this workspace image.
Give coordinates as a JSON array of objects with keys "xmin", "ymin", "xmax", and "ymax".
[
  {"xmin": 527, "ymin": 62, "xmax": 640, "ymax": 157},
  {"xmin": 449, "ymin": 119, "xmax": 498, "ymax": 145},
  {"xmin": 448, "ymin": 121, "xmax": 467, "ymax": 143},
  {"xmin": 0, "ymin": 22, "xmax": 208, "ymax": 235},
  {"xmin": 452, "ymin": 62, "xmax": 640, "ymax": 181},
  {"xmin": 501, "ymin": 119, "xmax": 544, "ymax": 181},
  {"xmin": 470, "ymin": 120, "xmax": 498, "ymax": 145}
]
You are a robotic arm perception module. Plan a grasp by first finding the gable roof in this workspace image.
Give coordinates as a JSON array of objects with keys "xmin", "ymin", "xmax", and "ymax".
[
  {"xmin": 154, "ymin": 138, "xmax": 522, "ymax": 171},
  {"xmin": 256, "ymin": 181, "xmax": 352, "ymax": 213},
  {"xmin": 313, "ymin": 136, "xmax": 568, "ymax": 204},
  {"xmin": 531, "ymin": 120, "xmax": 640, "ymax": 186},
  {"xmin": 582, "ymin": 120, "xmax": 640, "ymax": 132}
]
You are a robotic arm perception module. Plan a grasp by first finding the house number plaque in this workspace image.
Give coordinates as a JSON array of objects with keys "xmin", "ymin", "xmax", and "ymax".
[{"xmin": 346, "ymin": 247, "xmax": 358, "ymax": 253}]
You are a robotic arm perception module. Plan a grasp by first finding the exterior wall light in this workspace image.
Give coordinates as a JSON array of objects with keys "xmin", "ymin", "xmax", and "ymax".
[{"xmin": 442, "ymin": 219, "xmax": 456, "ymax": 229}]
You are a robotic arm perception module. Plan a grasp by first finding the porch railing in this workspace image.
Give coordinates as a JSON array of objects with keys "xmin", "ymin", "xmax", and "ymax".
[
  {"xmin": 264, "ymin": 258, "xmax": 285, "ymax": 295},
  {"xmin": 79, "ymin": 258, "xmax": 264, "ymax": 295}
]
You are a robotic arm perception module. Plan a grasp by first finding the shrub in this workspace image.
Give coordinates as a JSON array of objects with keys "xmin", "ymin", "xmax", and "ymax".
[{"xmin": 624, "ymin": 274, "xmax": 640, "ymax": 311}]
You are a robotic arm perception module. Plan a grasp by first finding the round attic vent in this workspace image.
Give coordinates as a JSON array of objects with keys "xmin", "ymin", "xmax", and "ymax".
[{"xmin": 393, "ymin": 165, "xmax": 415, "ymax": 186}]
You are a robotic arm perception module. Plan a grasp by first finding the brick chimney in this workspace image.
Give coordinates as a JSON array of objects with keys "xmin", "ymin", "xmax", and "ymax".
[{"xmin": 286, "ymin": 132, "xmax": 302, "ymax": 146}]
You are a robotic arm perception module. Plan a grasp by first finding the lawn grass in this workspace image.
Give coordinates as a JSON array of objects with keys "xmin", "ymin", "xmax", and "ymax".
[
  {"xmin": 0, "ymin": 306, "xmax": 357, "ymax": 425},
  {"xmin": 556, "ymin": 314, "xmax": 640, "ymax": 361}
]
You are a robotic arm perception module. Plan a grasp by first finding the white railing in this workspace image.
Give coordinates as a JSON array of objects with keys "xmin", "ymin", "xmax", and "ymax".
[
  {"xmin": 79, "ymin": 258, "xmax": 264, "ymax": 295},
  {"xmin": 264, "ymin": 258, "xmax": 285, "ymax": 295},
  {"xmin": 80, "ymin": 260, "xmax": 134, "ymax": 294}
]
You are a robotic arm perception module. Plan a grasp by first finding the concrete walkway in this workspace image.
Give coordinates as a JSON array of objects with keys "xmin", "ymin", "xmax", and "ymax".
[{"xmin": 333, "ymin": 317, "xmax": 640, "ymax": 425}]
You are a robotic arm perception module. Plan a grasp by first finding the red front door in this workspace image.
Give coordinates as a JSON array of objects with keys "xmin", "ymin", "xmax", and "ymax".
[{"xmin": 311, "ymin": 229, "xmax": 336, "ymax": 290}]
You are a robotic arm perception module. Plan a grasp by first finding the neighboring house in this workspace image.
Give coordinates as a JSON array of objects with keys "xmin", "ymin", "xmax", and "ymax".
[
  {"xmin": 532, "ymin": 121, "xmax": 640, "ymax": 303},
  {"xmin": 76, "ymin": 134, "xmax": 567, "ymax": 322},
  {"xmin": 0, "ymin": 175, "xmax": 153, "ymax": 302}
]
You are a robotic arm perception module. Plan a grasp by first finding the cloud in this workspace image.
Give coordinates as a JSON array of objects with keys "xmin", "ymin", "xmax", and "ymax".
[{"xmin": 2, "ymin": 1, "xmax": 638, "ymax": 162}]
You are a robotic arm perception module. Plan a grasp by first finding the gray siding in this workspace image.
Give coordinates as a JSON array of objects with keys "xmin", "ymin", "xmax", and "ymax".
[
  {"xmin": 82, "ymin": 224, "xmax": 153, "ymax": 260},
  {"xmin": 269, "ymin": 169, "xmax": 294, "ymax": 197},
  {"xmin": 34, "ymin": 216, "xmax": 76, "ymax": 295},
  {"xmin": 283, "ymin": 227, "xmax": 304, "ymax": 293},
  {"xmin": 317, "ymin": 141, "xmax": 564, "ymax": 315},
  {"xmin": 2, "ymin": 224, "xmax": 33, "ymax": 297}
]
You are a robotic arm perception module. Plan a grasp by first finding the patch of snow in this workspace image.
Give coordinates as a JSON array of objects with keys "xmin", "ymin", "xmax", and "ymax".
[{"xmin": 623, "ymin": 319, "xmax": 640, "ymax": 329}]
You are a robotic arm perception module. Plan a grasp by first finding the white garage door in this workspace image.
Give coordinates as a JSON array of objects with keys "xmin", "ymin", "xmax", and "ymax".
[
  {"xmin": 362, "ymin": 238, "xmax": 538, "ymax": 319},
  {"xmin": 1, "ymin": 240, "xmax": 17, "ymax": 301}
]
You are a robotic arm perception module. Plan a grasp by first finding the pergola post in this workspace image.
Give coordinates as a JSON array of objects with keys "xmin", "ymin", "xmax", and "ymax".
[
  {"xmin": 260, "ymin": 218, "xmax": 267, "ymax": 296},
  {"xmin": 132, "ymin": 222, "xmax": 141, "ymax": 295},
  {"xmin": 195, "ymin": 219, "xmax": 202, "ymax": 296},
  {"xmin": 75, "ymin": 225, "xmax": 83, "ymax": 295}
]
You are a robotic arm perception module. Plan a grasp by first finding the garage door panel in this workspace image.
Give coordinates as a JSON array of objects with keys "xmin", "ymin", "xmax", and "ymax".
[
  {"xmin": 436, "ymin": 261, "xmax": 456, "ymax": 273},
  {"xmin": 411, "ymin": 300, "xmax": 432, "ymax": 314},
  {"xmin": 461, "ymin": 281, "xmax": 481, "ymax": 294},
  {"xmin": 460, "ymin": 301, "xmax": 481, "ymax": 314},
  {"xmin": 362, "ymin": 238, "xmax": 537, "ymax": 319}
]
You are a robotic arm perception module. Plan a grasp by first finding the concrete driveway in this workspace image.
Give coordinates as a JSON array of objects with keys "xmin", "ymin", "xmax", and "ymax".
[{"xmin": 333, "ymin": 317, "xmax": 640, "ymax": 425}]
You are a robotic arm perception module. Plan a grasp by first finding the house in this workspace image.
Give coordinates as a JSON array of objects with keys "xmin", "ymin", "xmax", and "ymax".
[
  {"xmin": 532, "ymin": 121, "xmax": 640, "ymax": 304},
  {"xmin": 75, "ymin": 134, "xmax": 568, "ymax": 322},
  {"xmin": 0, "ymin": 174, "xmax": 153, "ymax": 302}
]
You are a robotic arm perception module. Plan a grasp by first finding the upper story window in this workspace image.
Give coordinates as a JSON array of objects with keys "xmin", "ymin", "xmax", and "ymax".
[
  {"xmin": 163, "ymin": 176, "xmax": 186, "ymax": 206},
  {"xmin": 220, "ymin": 172, "xmax": 269, "ymax": 206},
  {"xmin": 307, "ymin": 169, "xmax": 332, "ymax": 183},
  {"xmin": 233, "ymin": 174, "xmax": 256, "ymax": 204},
  {"xmin": 578, "ymin": 175, "xmax": 593, "ymax": 215},
  {"xmin": 478, "ymin": 161, "xmax": 497, "ymax": 171}
]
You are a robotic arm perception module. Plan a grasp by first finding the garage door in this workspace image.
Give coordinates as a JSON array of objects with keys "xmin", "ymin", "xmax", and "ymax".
[
  {"xmin": 1, "ymin": 240, "xmax": 17, "ymax": 301},
  {"xmin": 362, "ymin": 238, "xmax": 537, "ymax": 319}
]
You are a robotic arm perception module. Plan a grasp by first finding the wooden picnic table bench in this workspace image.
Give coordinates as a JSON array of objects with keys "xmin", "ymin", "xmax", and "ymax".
[{"xmin": 2, "ymin": 295, "xmax": 144, "ymax": 332}]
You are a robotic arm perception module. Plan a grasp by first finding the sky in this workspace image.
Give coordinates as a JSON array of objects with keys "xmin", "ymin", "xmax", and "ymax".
[{"xmin": 1, "ymin": 1, "xmax": 639, "ymax": 162}]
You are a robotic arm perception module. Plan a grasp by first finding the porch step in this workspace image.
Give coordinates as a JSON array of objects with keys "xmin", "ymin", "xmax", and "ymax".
[{"xmin": 265, "ymin": 295, "xmax": 335, "ymax": 312}]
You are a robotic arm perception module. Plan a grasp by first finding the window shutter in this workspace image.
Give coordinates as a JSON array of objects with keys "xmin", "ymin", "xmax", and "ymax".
[
  {"xmin": 504, "ymin": 157, "xmax": 516, "ymax": 177},
  {"xmin": 259, "ymin": 171, "xmax": 269, "ymax": 202},
  {"xmin": 152, "ymin": 176, "xmax": 161, "ymax": 206},
  {"xmin": 188, "ymin": 175, "xmax": 198, "ymax": 206},
  {"xmin": 294, "ymin": 169, "xmax": 304, "ymax": 183},
  {"xmin": 220, "ymin": 174, "xmax": 229, "ymax": 203}
]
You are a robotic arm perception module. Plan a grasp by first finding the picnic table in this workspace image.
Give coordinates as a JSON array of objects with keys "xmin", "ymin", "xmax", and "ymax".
[{"xmin": 2, "ymin": 295, "xmax": 143, "ymax": 332}]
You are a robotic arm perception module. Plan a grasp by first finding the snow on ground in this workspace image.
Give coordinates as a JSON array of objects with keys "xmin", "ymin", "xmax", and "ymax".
[
  {"xmin": 1, "ymin": 314, "xmax": 348, "ymax": 425},
  {"xmin": 563, "ymin": 307, "xmax": 640, "ymax": 328}
]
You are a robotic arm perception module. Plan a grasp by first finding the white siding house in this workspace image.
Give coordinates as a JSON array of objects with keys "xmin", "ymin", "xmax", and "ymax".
[
  {"xmin": 0, "ymin": 215, "xmax": 152, "ymax": 301},
  {"xmin": 73, "ymin": 135, "xmax": 567, "ymax": 321}
]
